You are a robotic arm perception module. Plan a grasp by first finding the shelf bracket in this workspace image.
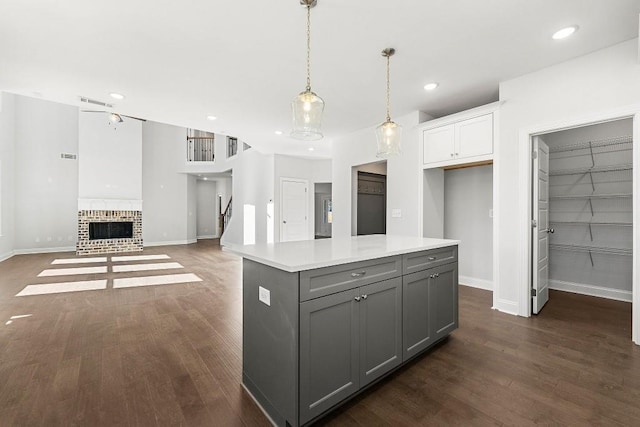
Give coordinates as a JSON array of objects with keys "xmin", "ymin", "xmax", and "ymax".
[
  {"xmin": 588, "ymin": 198, "xmax": 594, "ymax": 217},
  {"xmin": 588, "ymin": 222, "xmax": 593, "ymax": 241},
  {"xmin": 588, "ymin": 171, "xmax": 595, "ymax": 193},
  {"xmin": 588, "ymin": 141, "xmax": 595, "ymax": 168},
  {"xmin": 588, "ymin": 250, "xmax": 595, "ymax": 267}
]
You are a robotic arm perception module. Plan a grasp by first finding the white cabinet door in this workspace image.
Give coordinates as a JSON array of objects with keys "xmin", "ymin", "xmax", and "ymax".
[
  {"xmin": 423, "ymin": 124, "xmax": 454, "ymax": 165},
  {"xmin": 455, "ymin": 114, "xmax": 493, "ymax": 159}
]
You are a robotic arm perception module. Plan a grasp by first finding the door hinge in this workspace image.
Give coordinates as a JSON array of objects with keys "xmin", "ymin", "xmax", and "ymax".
[
  {"xmin": 531, "ymin": 288, "xmax": 537, "ymax": 297},
  {"xmin": 531, "ymin": 220, "xmax": 537, "ymax": 228},
  {"xmin": 532, "ymin": 150, "xmax": 538, "ymax": 159}
]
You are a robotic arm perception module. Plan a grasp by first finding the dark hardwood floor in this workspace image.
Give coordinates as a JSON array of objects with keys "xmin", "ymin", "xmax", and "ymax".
[{"xmin": 0, "ymin": 241, "xmax": 638, "ymax": 426}]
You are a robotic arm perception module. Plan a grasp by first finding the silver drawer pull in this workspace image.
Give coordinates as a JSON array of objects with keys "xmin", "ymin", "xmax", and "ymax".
[
  {"xmin": 428, "ymin": 256, "xmax": 437, "ymax": 261},
  {"xmin": 362, "ymin": 294, "xmax": 368, "ymax": 300},
  {"xmin": 351, "ymin": 271, "xmax": 366, "ymax": 277},
  {"xmin": 354, "ymin": 296, "xmax": 361, "ymax": 302}
]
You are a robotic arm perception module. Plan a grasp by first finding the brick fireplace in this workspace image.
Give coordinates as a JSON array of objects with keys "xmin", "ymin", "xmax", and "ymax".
[{"xmin": 76, "ymin": 199, "xmax": 143, "ymax": 255}]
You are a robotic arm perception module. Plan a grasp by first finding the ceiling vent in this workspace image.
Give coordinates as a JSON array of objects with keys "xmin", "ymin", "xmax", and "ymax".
[{"xmin": 79, "ymin": 96, "xmax": 113, "ymax": 109}]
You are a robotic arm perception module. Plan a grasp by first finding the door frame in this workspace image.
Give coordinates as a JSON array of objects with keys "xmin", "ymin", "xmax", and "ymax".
[
  {"xmin": 516, "ymin": 106, "xmax": 640, "ymax": 344},
  {"xmin": 279, "ymin": 177, "xmax": 310, "ymax": 242}
]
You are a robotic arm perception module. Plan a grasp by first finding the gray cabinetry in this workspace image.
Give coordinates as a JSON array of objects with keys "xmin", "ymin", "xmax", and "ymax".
[
  {"xmin": 242, "ymin": 244, "xmax": 458, "ymax": 427},
  {"xmin": 402, "ymin": 261, "xmax": 458, "ymax": 361},
  {"xmin": 300, "ymin": 277, "xmax": 402, "ymax": 424}
]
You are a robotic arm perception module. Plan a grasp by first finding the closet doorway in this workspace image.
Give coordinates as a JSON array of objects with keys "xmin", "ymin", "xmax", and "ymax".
[{"xmin": 531, "ymin": 119, "xmax": 633, "ymax": 314}]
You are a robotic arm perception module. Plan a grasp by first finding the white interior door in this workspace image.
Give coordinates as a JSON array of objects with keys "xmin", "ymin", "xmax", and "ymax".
[
  {"xmin": 532, "ymin": 137, "xmax": 551, "ymax": 314},
  {"xmin": 281, "ymin": 178, "xmax": 309, "ymax": 242}
]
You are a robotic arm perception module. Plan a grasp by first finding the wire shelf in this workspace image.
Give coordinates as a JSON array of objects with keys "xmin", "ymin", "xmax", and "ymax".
[
  {"xmin": 548, "ymin": 135, "xmax": 632, "ymax": 153},
  {"xmin": 550, "ymin": 164, "xmax": 633, "ymax": 177},
  {"xmin": 550, "ymin": 244, "xmax": 632, "ymax": 256},
  {"xmin": 550, "ymin": 221, "xmax": 632, "ymax": 227},
  {"xmin": 549, "ymin": 193, "xmax": 632, "ymax": 200}
]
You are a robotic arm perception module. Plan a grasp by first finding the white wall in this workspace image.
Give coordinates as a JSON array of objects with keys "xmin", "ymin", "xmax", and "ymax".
[
  {"xmin": 274, "ymin": 155, "xmax": 332, "ymax": 241},
  {"xmin": 444, "ymin": 165, "xmax": 493, "ymax": 289},
  {"xmin": 0, "ymin": 93, "xmax": 15, "ymax": 260},
  {"xmin": 496, "ymin": 38, "xmax": 640, "ymax": 316},
  {"xmin": 78, "ymin": 113, "xmax": 142, "ymax": 200},
  {"xmin": 14, "ymin": 96, "xmax": 78, "ymax": 252},
  {"xmin": 332, "ymin": 111, "xmax": 427, "ymax": 238},
  {"xmin": 142, "ymin": 121, "xmax": 193, "ymax": 245},
  {"xmin": 197, "ymin": 180, "xmax": 217, "ymax": 238},
  {"xmin": 221, "ymin": 149, "xmax": 274, "ymax": 246},
  {"xmin": 187, "ymin": 175, "xmax": 197, "ymax": 242}
]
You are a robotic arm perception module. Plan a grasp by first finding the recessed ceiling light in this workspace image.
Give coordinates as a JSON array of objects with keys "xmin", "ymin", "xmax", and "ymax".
[
  {"xmin": 552, "ymin": 26, "xmax": 578, "ymax": 40},
  {"xmin": 109, "ymin": 92, "xmax": 125, "ymax": 100},
  {"xmin": 423, "ymin": 83, "xmax": 439, "ymax": 91},
  {"xmin": 308, "ymin": 147, "xmax": 315, "ymax": 152},
  {"xmin": 275, "ymin": 130, "xmax": 283, "ymax": 135},
  {"xmin": 207, "ymin": 115, "xmax": 217, "ymax": 121},
  {"xmin": 203, "ymin": 177, "xmax": 208, "ymax": 180}
]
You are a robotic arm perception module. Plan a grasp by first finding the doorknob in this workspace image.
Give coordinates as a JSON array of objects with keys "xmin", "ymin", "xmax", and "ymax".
[
  {"xmin": 283, "ymin": 220, "xmax": 287, "ymax": 224},
  {"xmin": 544, "ymin": 228, "xmax": 554, "ymax": 234}
]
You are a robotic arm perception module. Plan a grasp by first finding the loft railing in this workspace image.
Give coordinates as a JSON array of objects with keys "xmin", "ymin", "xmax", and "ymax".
[
  {"xmin": 220, "ymin": 197, "xmax": 232, "ymax": 236},
  {"xmin": 187, "ymin": 136, "xmax": 215, "ymax": 162}
]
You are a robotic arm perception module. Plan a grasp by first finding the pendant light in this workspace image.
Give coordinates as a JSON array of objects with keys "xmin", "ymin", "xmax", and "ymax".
[
  {"xmin": 291, "ymin": 0, "xmax": 324, "ymax": 141},
  {"xmin": 376, "ymin": 48, "xmax": 402, "ymax": 157}
]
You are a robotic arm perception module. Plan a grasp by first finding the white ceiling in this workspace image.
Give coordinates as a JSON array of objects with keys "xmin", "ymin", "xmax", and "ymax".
[{"xmin": 1, "ymin": 0, "xmax": 639, "ymax": 158}]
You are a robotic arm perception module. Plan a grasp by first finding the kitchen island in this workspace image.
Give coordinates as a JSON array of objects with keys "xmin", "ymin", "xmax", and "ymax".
[{"xmin": 225, "ymin": 235, "xmax": 460, "ymax": 426}]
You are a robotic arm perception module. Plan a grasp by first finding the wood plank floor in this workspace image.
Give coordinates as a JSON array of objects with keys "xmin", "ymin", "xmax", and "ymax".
[{"xmin": 0, "ymin": 240, "xmax": 638, "ymax": 426}]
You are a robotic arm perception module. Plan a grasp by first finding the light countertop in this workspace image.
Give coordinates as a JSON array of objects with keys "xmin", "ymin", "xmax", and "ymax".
[{"xmin": 223, "ymin": 235, "xmax": 459, "ymax": 272}]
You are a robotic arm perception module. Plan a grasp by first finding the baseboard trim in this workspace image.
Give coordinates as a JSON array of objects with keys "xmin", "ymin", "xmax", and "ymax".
[
  {"xmin": 459, "ymin": 275, "xmax": 493, "ymax": 291},
  {"xmin": 13, "ymin": 246, "xmax": 75, "ymax": 255},
  {"xmin": 144, "ymin": 239, "xmax": 198, "ymax": 247},
  {"xmin": 196, "ymin": 235, "xmax": 219, "ymax": 240},
  {"xmin": 0, "ymin": 250, "xmax": 15, "ymax": 263},
  {"xmin": 492, "ymin": 298, "xmax": 520, "ymax": 316},
  {"xmin": 549, "ymin": 279, "xmax": 632, "ymax": 303}
]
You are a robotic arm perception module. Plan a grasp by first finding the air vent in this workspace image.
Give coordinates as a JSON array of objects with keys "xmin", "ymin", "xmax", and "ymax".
[
  {"xmin": 60, "ymin": 153, "xmax": 77, "ymax": 160},
  {"xmin": 79, "ymin": 96, "xmax": 113, "ymax": 109}
]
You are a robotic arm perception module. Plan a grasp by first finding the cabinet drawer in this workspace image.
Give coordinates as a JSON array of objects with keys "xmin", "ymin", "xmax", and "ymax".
[
  {"xmin": 402, "ymin": 246, "xmax": 458, "ymax": 274},
  {"xmin": 300, "ymin": 256, "xmax": 402, "ymax": 302}
]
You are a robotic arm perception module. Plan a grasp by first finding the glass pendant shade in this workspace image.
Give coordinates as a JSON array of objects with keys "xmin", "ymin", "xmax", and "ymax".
[
  {"xmin": 291, "ymin": 89, "xmax": 324, "ymax": 140},
  {"xmin": 376, "ymin": 119, "xmax": 402, "ymax": 157}
]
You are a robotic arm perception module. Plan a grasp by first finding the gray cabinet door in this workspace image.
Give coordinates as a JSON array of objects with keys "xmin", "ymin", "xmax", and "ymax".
[
  {"xmin": 300, "ymin": 288, "xmax": 360, "ymax": 424},
  {"xmin": 359, "ymin": 277, "xmax": 402, "ymax": 387},
  {"xmin": 402, "ymin": 269, "xmax": 432, "ymax": 361},
  {"xmin": 430, "ymin": 263, "xmax": 459, "ymax": 341}
]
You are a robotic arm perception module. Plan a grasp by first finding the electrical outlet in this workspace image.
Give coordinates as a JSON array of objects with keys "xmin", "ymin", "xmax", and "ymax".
[
  {"xmin": 259, "ymin": 286, "xmax": 271, "ymax": 306},
  {"xmin": 392, "ymin": 209, "xmax": 402, "ymax": 218}
]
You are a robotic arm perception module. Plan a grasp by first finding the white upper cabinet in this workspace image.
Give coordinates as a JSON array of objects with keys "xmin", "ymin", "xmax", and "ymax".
[{"xmin": 420, "ymin": 103, "xmax": 498, "ymax": 169}]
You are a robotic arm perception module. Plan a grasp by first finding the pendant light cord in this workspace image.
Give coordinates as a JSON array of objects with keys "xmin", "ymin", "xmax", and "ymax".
[
  {"xmin": 385, "ymin": 53, "xmax": 391, "ymax": 122},
  {"xmin": 306, "ymin": 4, "xmax": 312, "ymax": 92}
]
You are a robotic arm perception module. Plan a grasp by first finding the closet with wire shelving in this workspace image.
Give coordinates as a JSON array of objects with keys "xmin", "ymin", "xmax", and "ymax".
[{"xmin": 543, "ymin": 118, "xmax": 633, "ymax": 301}]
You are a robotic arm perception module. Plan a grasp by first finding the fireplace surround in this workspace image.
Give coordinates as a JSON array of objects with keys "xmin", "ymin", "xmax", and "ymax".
[{"xmin": 77, "ymin": 208, "xmax": 142, "ymax": 255}]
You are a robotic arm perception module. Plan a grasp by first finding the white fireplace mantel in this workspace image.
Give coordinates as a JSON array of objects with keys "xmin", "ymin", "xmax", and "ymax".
[{"xmin": 78, "ymin": 199, "xmax": 143, "ymax": 212}]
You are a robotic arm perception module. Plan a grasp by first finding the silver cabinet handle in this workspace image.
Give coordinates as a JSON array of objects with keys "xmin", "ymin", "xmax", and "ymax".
[
  {"xmin": 354, "ymin": 296, "xmax": 361, "ymax": 302},
  {"xmin": 362, "ymin": 294, "xmax": 368, "ymax": 300},
  {"xmin": 428, "ymin": 256, "xmax": 436, "ymax": 261},
  {"xmin": 429, "ymin": 274, "xmax": 435, "ymax": 279},
  {"xmin": 450, "ymin": 153, "xmax": 454, "ymax": 157},
  {"xmin": 435, "ymin": 273, "xmax": 440, "ymax": 278},
  {"xmin": 455, "ymin": 153, "xmax": 459, "ymax": 156},
  {"xmin": 351, "ymin": 271, "xmax": 366, "ymax": 277}
]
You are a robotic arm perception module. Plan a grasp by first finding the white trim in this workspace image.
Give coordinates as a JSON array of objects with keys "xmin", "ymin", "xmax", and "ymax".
[
  {"xmin": 415, "ymin": 101, "xmax": 502, "ymax": 131},
  {"xmin": 549, "ymin": 280, "xmax": 632, "ymax": 303},
  {"xmin": 279, "ymin": 177, "xmax": 310, "ymax": 242},
  {"xmin": 0, "ymin": 250, "xmax": 14, "ymax": 263},
  {"xmin": 144, "ymin": 239, "xmax": 198, "ymax": 247},
  {"xmin": 78, "ymin": 198, "xmax": 143, "ymax": 211},
  {"xmin": 13, "ymin": 246, "xmax": 75, "ymax": 255},
  {"xmin": 459, "ymin": 275, "xmax": 493, "ymax": 291},
  {"xmin": 196, "ymin": 234, "xmax": 218, "ymax": 240},
  {"xmin": 633, "ymin": 113, "xmax": 640, "ymax": 344},
  {"xmin": 492, "ymin": 109, "xmax": 501, "ymax": 313},
  {"xmin": 515, "ymin": 103, "xmax": 640, "ymax": 345},
  {"xmin": 492, "ymin": 298, "xmax": 519, "ymax": 315}
]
